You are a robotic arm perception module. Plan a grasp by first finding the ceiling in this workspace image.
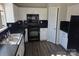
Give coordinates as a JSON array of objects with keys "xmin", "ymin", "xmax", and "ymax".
[{"xmin": 15, "ymin": 3, "xmax": 79, "ymax": 8}]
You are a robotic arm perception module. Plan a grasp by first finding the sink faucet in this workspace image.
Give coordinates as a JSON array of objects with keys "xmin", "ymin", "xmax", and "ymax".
[
  {"xmin": 7, "ymin": 31, "xmax": 10, "ymax": 37},
  {"xmin": 6, "ymin": 31, "xmax": 13, "ymax": 41}
]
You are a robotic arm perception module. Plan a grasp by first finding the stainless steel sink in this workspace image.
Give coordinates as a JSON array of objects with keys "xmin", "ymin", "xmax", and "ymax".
[{"xmin": 0, "ymin": 33, "xmax": 22, "ymax": 45}]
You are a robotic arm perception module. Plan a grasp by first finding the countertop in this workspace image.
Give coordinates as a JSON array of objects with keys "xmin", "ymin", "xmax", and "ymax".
[
  {"xmin": 0, "ymin": 33, "xmax": 23, "ymax": 56},
  {"xmin": 0, "ymin": 44, "xmax": 18, "ymax": 56},
  {"xmin": 60, "ymin": 29, "xmax": 68, "ymax": 33},
  {"xmin": 0, "ymin": 27, "xmax": 7, "ymax": 33}
]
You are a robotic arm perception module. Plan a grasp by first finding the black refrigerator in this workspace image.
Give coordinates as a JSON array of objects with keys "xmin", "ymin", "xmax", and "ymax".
[{"xmin": 68, "ymin": 15, "xmax": 79, "ymax": 51}]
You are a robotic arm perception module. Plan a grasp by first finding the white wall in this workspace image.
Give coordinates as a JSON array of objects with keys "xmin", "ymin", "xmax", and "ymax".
[
  {"xmin": 59, "ymin": 5, "xmax": 67, "ymax": 21},
  {"xmin": 18, "ymin": 7, "xmax": 47, "ymax": 20},
  {"xmin": 67, "ymin": 4, "xmax": 79, "ymax": 21}
]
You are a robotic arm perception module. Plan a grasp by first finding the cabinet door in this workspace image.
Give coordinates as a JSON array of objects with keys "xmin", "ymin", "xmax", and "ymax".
[
  {"xmin": 16, "ymin": 36, "xmax": 24, "ymax": 56},
  {"xmin": 60, "ymin": 30, "xmax": 68, "ymax": 50},
  {"xmin": 40, "ymin": 28, "xmax": 48, "ymax": 41},
  {"xmin": 59, "ymin": 30, "xmax": 63, "ymax": 45},
  {"xmin": 62, "ymin": 31, "xmax": 68, "ymax": 50},
  {"xmin": 20, "ymin": 36, "xmax": 24, "ymax": 56},
  {"xmin": 48, "ymin": 7, "xmax": 58, "ymax": 43}
]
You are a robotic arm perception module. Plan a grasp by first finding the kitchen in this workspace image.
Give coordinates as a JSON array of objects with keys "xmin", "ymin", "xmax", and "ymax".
[{"xmin": 0, "ymin": 3, "xmax": 79, "ymax": 56}]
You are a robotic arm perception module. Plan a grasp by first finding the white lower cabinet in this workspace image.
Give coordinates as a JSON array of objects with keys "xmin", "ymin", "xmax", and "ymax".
[
  {"xmin": 40, "ymin": 28, "xmax": 48, "ymax": 41},
  {"xmin": 59, "ymin": 30, "xmax": 68, "ymax": 50},
  {"xmin": 16, "ymin": 36, "xmax": 24, "ymax": 56}
]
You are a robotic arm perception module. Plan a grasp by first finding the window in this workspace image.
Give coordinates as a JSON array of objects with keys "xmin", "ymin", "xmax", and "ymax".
[{"xmin": 0, "ymin": 4, "xmax": 6, "ymax": 29}]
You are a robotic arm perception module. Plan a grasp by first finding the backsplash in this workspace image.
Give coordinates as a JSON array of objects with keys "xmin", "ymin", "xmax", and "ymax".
[
  {"xmin": 7, "ymin": 20, "xmax": 24, "ymax": 33},
  {"xmin": 0, "ymin": 20, "xmax": 24, "ymax": 41},
  {"xmin": 60, "ymin": 21, "xmax": 70, "ymax": 33},
  {"xmin": 24, "ymin": 20, "xmax": 48, "ymax": 28},
  {"xmin": 39, "ymin": 20, "xmax": 48, "ymax": 28}
]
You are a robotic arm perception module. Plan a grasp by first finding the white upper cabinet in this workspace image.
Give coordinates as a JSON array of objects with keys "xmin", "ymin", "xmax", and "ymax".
[{"xmin": 4, "ymin": 3, "xmax": 15, "ymax": 23}]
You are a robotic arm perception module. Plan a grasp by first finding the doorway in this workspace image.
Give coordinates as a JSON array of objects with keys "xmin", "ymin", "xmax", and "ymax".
[{"xmin": 27, "ymin": 14, "xmax": 40, "ymax": 42}]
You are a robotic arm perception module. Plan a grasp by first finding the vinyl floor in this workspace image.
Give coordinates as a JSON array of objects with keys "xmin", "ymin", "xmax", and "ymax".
[{"xmin": 24, "ymin": 41, "xmax": 68, "ymax": 56}]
